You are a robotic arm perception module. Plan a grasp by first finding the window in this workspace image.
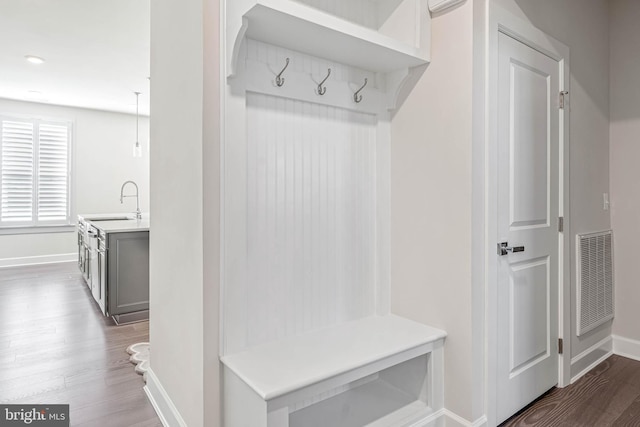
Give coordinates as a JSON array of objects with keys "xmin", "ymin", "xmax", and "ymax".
[{"xmin": 0, "ymin": 116, "xmax": 72, "ymax": 230}]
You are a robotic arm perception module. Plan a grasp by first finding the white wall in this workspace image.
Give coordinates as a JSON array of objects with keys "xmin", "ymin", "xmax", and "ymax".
[
  {"xmin": 610, "ymin": 0, "xmax": 640, "ymax": 344},
  {"xmin": 390, "ymin": 2, "xmax": 475, "ymax": 421},
  {"xmin": 0, "ymin": 98, "xmax": 149, "ymax": 262},
  {"xmin": 202, "ymin": 0, "xmax": 221, "ymax": 423},
  {"xmin": 491, "ymin": 0, "xmax": 612, "ymax": 370},
  {"xmin": 392, "ymin": 0, "xmax": 611, "ymax": 419},
  {"xmin": 149, "ymin": 0, "xmax": 220, "ymax": 425}
]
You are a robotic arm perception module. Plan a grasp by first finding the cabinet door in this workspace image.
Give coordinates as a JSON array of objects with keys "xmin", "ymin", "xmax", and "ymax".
[
  {"xmin": 77, "ymin": 232, "xmax": 83, "ymax": 270},
  {"xmin": 84, "ymin": 245, "xmax": 91, "ymax": 287},
  {"xmin": 90, "ymin": 245, "xmax": 99, "ymax": 298},
  {"xmin": 97, "ymin": 249, "xmax": 107, "ymax": 315},
  {"xmin": 107, "ymin": 231, "xmax": 149, "ymax": 315}
]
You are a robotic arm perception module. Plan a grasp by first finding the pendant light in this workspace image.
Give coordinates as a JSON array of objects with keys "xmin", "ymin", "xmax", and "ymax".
[{"xmin": 132, "ymin": 91, "xmax": 142, "ymax": 158}]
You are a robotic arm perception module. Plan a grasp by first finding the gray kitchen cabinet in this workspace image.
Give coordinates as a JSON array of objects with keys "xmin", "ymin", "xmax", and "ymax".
[
  {"xmin": 95, "ymin": 229, "xmax": 107, "ymax": 314},
  {"xmin": 107, "ymin": 231, "xmax": 149, "ymax": 316}
]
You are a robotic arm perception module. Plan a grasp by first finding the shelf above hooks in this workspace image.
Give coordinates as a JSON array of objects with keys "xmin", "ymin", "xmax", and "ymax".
[
  {"xmin": 227, "ymin": 0, "xmax": 432, "ymax": 113},
  {"xmin": 229, "ymin": 0, "xmax": 430, "ymax": 78}
]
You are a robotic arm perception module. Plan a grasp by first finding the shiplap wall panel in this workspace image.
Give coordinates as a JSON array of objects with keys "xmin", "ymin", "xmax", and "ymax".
[{"xmin": 245, "ymin": 92, "xmax": 377, "ymax": 349}]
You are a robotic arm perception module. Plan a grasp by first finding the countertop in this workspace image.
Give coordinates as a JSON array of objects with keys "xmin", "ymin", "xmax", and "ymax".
[
  {"xmin": 78, "ymin": 213, "xmax": 135, "ymax": 222},
  {"xmin": 78, "ymin": 213, "xmax": 150, "ymax": 233},
  {"xmin": 91, "ymin": 219, "xmax": 150, "ymax": 233}
]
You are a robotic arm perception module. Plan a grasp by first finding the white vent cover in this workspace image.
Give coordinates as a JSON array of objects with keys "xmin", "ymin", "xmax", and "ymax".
[{"xmin": 576, "ymin": 230, "xmax": 614, "ymax": 336}]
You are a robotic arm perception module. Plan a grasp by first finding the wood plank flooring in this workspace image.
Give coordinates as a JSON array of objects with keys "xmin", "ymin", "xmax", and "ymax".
[
  {"xmin": 5, "ymin": 263, "xmax": 640, "ymax": 427},
  {"xmin": 0, "ymin": 262, "xmax": 161, "ymax": 427},
  {"xmin": 501, "ymin": 354, "xmax": 640, "ymax": 426}
]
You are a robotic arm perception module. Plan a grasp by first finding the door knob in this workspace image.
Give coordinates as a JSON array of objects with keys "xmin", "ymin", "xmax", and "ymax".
[{"xmin": 497, "ymin": 242, "xmax": 525, "ymax": 256}]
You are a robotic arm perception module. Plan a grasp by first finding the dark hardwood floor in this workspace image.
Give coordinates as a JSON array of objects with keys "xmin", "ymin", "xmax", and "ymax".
[
  {"xmin": 502, "ymin": 354, "xmax": 640, "ymax": 426},
  {"xmin": 6, "ymin": 263, "xmax": 640, "ymax": 427},
  {"xmin": 0, "ymin": 262, "xmax": 161, "ymax": 427}
]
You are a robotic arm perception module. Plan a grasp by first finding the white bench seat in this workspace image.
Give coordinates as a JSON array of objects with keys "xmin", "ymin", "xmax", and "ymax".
[{"xmin": 221, "ymin": 315, "xmax": 446, "ymax": 427}]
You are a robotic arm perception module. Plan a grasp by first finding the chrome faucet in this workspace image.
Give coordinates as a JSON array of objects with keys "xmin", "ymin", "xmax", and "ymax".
[{"xmin": 120, "ymin": 180, "xmax": 142, "ymax": 219}]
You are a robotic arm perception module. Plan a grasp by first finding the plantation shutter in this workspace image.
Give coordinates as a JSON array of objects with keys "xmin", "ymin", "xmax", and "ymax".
[
  {"xmin": 0, "ymin": 117, "xmax": 71, "ymax": 228},
  {"xmin": 1, "ymin": 120, "xmax": 34, "ymax": 223},
  {"xmin": 38, "ymin": 123, "xmax": 69, "ymax": 222}
]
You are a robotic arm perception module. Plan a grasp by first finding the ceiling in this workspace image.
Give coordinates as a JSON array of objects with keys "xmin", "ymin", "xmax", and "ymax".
[{"xmin": 0, "ymin": 0, "xmax": 150, "ymax": 116}]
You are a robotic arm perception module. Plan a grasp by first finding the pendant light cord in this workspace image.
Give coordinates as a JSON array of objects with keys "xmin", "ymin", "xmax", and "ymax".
[{"xmin": 135, "ymin": 91, "xmax": 140, "ymax": 147}]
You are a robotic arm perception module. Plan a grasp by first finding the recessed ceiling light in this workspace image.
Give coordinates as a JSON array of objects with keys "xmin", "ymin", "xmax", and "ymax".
[{"xmin": 24, "ymin": 55, "xmax": 45, "ymax": 65}]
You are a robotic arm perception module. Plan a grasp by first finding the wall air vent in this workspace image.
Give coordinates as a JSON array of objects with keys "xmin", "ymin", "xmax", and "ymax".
[{"xmin": 576, "ymin": 230, "xmax": 614, "ymax": 336}]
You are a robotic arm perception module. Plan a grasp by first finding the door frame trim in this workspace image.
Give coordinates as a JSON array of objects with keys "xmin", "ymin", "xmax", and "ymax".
[{"xmin": 485, "ymin": 6, "xmax": 571, "ymax": 426}]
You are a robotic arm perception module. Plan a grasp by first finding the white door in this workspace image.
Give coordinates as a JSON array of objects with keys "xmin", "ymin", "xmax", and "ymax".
[{"xmin": 496, "ymin": 32, "xmax": 561, "ymax": 424}]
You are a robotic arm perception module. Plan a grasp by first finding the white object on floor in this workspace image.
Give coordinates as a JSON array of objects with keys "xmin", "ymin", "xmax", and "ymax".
[{"xmin": 127, "ymin": 342, "xmax": 150, "ymax": 380}]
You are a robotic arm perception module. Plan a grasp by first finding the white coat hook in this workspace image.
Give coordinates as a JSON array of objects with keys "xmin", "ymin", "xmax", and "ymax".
[
  {"xmin": 317, "ymin": 68, "xmax": 331, "ymax": 95},
  {"xmin": 354, "ymin": 78, "xmax": 368, "ymax": 103},
  {"xmin": 275, "ymin": 58, "xmax": 290, "ymax": 87}
]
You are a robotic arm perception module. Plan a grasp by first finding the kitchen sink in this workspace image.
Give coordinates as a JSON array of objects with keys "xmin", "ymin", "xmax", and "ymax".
[{"xmin": 87, "ymin": 216, "xmax": 136, "ymax": 221}]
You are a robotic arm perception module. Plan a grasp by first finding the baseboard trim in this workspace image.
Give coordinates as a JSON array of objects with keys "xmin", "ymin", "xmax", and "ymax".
[
  {"xmin": 144, "ymin": 368, "xmax": 187, "ymax": 427},
  {"xmin": 570, "ymin": 335, "xmax": 612, "ymax": 383},
  {"xmin": 402, "ymin": 408, "xmax": 487, "ymax": 427},
  {"xmin": 470, "ymin": 415, "xmax": 488, "ymax": 427},
  {"xmin": 443, "ymin": 410, "xmax": 487, "ymax": 427},
  {"xmin": 405, "ymin": 408, "xmax": 444, "ymax": 427},
  {"xmin": 613, "ymin": 335, "xmax": 640, "ymax": 362},
  {"xmin": 0, "ymin": 253, "xmax": 76, "ymax": 268},
  {"xmin": 143, "ymin": 378, "xmax": 487, "ymax": 427}
]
